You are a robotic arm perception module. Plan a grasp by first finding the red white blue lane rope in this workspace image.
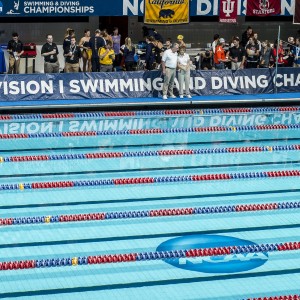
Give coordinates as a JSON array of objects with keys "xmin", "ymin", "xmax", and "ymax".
[
  {"xmin": 1, "ymin": 170, "xmax": 299, "ymax": 191},
  {"xmin": 0, "ymin": 124, "xmax": 299, "ymax": 140},
  {"xmin": 1, "ymin": 144, "xmax": 299, "ymax": 163},
  {"xmin": 0, "ymin": 106, "xmax": 299, "ymax": 120},
  {"xmin": 0, "ymin": 241, "xmax": 299, "ymax": 271},
  {"xmin": 0, "ymin": 201, "xmax": 299, "ymax": 227}
]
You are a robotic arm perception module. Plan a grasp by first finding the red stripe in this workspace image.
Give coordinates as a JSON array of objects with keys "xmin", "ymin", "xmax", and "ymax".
[
  {"xmin": 0, "ymin": 115, "xmax": 12, "ymax": 120},
  {"xmin": 0, "ymin": 134, "xmax": 29, "ymax": 139},
  {"xmin": 42, "ymin": 113, "xmax": 75, "ymax": 119}
]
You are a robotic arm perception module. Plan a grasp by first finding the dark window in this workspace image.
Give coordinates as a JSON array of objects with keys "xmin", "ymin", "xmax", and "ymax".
[
  {"xmin": 0, "ymin": 17, "xmax": 89, "ymax": 23},
  {"xmin": 245, "ymin": 16, "xmax": 293, "ymax": 22}
]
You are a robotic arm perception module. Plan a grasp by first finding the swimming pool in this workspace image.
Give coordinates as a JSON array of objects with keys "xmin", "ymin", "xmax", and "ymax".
[{"xmin": 0, "ymin": 107, "xmax": 300, "ymax": 299}]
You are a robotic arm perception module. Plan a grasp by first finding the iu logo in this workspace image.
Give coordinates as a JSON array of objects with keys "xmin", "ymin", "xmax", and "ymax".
[
  {"xmin": 259, "ymin": 0, "xmax": 270, "ymax": 10},
  {"xmin": 222, "ymin": 0, "xmax": 235, "ymax": 17}
]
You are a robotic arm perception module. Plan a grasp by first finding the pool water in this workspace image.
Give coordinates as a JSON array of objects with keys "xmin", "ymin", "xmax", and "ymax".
[{"xmin": 0, "ymin": 107, "xmax": 300, "ymax": 300}]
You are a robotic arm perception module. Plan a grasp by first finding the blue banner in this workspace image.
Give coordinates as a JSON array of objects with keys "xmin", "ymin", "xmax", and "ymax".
[
  {"xmin": 0, "ymin": 0, "xmax": 294, "ymax": 16},
  {"xmin": 0, "ymin": 68, "xmax": 300, "ymax": 102}
]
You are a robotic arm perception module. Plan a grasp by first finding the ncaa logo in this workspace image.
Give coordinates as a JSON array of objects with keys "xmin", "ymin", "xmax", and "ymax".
[
  {"xmin": 156, "ymin": 234, "xmax": 268, "ymax": 273},
  {"xmin": 0, "ymin": 2, "xmax": 3, "ymax": 13}
]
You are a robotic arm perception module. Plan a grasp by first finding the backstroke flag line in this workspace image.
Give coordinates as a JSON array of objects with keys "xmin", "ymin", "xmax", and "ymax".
[
  {"xmin": 294, "ymin": 0, "xmax": 300, "ymax": 24},
  {"xmin": 219, "ymin": 0, "xmax": 237, "ymax": 23},
  {"xmin": 144, "ymin": 0, "xmax": 189, "ymax": 25},
  {"xmin": 246, "ymin": 0, "xmax": 281, "ymax": 16}
]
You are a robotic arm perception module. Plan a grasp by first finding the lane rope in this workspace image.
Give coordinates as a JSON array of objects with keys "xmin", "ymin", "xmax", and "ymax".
[
  {"xmin": 1, "ymin": 144, "xmax": 299, "ymax": 163},
  {"xmin": 0, "ymin": 240, "xmax": 299, "ymax": 271},
  {"xmin": 0, "ymin": 201, "xmax": 299, "ymax": 227}
]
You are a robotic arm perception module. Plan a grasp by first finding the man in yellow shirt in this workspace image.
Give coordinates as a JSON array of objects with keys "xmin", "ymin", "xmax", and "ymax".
[{"xmin": 99, "ymin": 41, "xmax": 115, "ymax": 72}]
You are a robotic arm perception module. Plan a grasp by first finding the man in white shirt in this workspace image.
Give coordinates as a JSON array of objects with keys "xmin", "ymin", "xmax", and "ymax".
[{"xmin": 161, "ymin": 43, "xmax": 179, "ymax": 100}]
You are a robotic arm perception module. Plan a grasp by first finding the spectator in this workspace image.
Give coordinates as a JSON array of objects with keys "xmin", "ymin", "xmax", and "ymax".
[
  {"xmin": 41, "ymin": 34, "xmax": 60, "ymax": 73},
  {"xmin": 271, "ymin": 39, "xmax": 285, "ymax": 67},
  {"xmin": 211, "ymin": 33, "xmax": 220, "ymax": 54},
  {"xmin": 177, "ymin": 46, "xmax": 192, "ymax": 99},
  {"xmin": 102, "ymin": 29, "xmax": 113, "ymax": 44},
  {"xmin": 241, "ymin": 26, "xmax": 253, "ymax": 47},
  {"xmin": 79, "ymin": 29, "xmax": 92, "ymax": 72},
  {"xmin": 253, "ymin": 32, "xmax": 262, "ymax": 52},
  {"xmin": 214, "ymin": 38, "xmax": 228, "ymax": 69},
  {"xmin": 246, "ymin": 36, "xmax": 259, "ymax": 68},
  {"xmin": 7, "ymin": 32, "xmax": 24, "ymax": 74},
  {"xmin": 153, "ymin": 39, "xmax": 164, "ymax": 67},
  {"xmin": 292, "ymin": 38, "xmax": 300, "ymax": 67},
  {"xmin": 145, "ymin": 36, "xmax": 156, "ymax": 70},
  {"xmin": 286, "ymin": 37, "xmax": 295, "ymax": 67},
  {"xmin": 142, "ymin": 26, "xmax": 164, "ymax": 43},
  {"xmin": 99, "ymin": 40, "xmax": 115, "ymax": 72},
  {"xmin": 177, "ymin": 35, "xmax": 186, "ymax": 48},
  {"xmin": 161, "ymin": 43, "xmax": 179, "ymax": 100},
  {"xmin": 63, "ymin": 28, "xmax": 75, "ymax": 52},
  {"xmin": 111, "ymin": 27, "xmax": 121, "ymax": 70},
  {"xmin": 64, "ymin": 37, "xmax": 81, "ymax": 73},
  {"xmin": 89, "ymin": 29, "xmax": 106, "ymax": 72},
  {"xmin": 229, "ymin": 37, "xmax": 246, "ymax": 70},
  {"xmin": 201, "ymin": 50, "xmax": 213, "ymax": 70},
  {"xmin": 123, "ymin": 37, "xmax": 136, "ymax": 71},
  {"xmin": 259, "ymin": 40, "xmax": 272, "ymax": 68},
  {"xmin": 163, "ymin": 38, "xmax": 172, "ymax": 51}
]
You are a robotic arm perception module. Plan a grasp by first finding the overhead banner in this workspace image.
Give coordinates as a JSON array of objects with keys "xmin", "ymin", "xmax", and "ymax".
[
  {"xmin": 0, "ymin": 68, "xmax": 300, "ymax": 102},
  {"xmin": 144, "ymin": 0, "xmax": 189, "ymax": 25},
  {"xmin": 246, "ymin": 0, "xmax": 281, "ymax": 16},
  {"xmin": 219, "ymin": 0, "xmax": 237, "ymax": 23},
  {"xmin": 294, "ymin": 0, "xmax": 300, "ymax": 23},
  {"xmin": 0, "ymin": 0, "xmax": 295, "ymax": 17}
]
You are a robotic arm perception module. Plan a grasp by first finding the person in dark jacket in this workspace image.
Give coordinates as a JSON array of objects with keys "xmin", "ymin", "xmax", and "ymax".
[
  {"xmin": 123, "ymin": 37, "xmax": 136, "ymax": 71},
  {"xmin": 142, "ymin": 26, "xmax": 164, "ymax": 43},
  {"xmin": 145, "ymin": 36, "xmax": 156, "ymax": 70},
  {"xmin": 7, "ymin": 32, "xmax": 24, "ymax": 74},
  {"xmin": 41, "ymin": 34, "xmax": 60, "ymax": 73},
  {"xmin": 89, "ymin": 29, "xmax": 106, "ymax": 72},
  {"xmin": 64, "ymin": 37, "xmax": 81, "ymax": 72},
  {"xmin": 63, "ymin": 28, "xmax": 75, "ymax": 52},
  {"xmin": 241, "ymin": 26, "xmax": 253, "ymax": 48}
]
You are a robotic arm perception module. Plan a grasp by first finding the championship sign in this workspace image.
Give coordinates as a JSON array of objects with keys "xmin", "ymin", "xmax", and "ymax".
[{"xmin": 144, "ymin": 0, "xmax": 189, "ymax": 25}]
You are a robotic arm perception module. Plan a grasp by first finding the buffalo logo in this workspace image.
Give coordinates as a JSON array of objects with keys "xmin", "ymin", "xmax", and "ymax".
[
  {"xmin": 159, "ymin": 9, "xmax": 175, "ymax": 18},
  {"xmin": 259, "ymin": 0, "xmax": 270, "ymax": 10},
  {"xmin": 156, "ymin": 234, "xmax": 268, "ymax": 274}
]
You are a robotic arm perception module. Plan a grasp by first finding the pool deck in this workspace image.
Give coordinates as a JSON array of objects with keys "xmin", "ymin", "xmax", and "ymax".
[{"xmin": 0, "ymin": 92, "xmax": 300, "ymax": 110}]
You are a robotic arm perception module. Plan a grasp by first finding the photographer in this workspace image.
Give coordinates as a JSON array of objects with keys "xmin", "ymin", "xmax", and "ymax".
[
  {"xmin": 99, "ymin": 41, "xmax": 115, "ymax": 72},
  {"xmin": 7, "ymin": 32, "xmax": 24, "ymax": 74}
]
